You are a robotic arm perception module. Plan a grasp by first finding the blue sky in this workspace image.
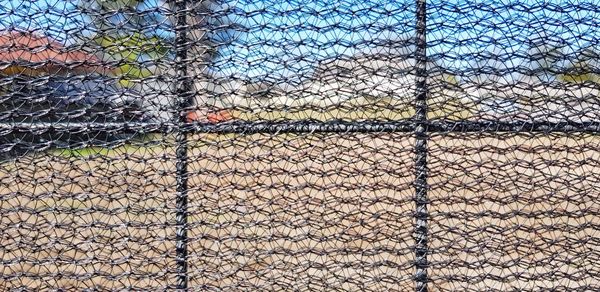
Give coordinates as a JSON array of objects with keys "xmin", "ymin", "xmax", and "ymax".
[
  {"xmin": 2, "ymin": 0, "xmax": 600, "ymax": 81},
  {"xmin": 1, "ymin": 0, "xmax": 89, "ymax": 43},
  {"xmin": 223, "ymin": 0, "xmax": 415, "ymax": 80}
]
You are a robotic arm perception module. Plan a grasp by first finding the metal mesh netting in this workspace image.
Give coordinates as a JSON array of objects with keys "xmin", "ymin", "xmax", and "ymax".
[{"xmin": 0, "ymin": 0, "xmax": 599, "ymax": 291}]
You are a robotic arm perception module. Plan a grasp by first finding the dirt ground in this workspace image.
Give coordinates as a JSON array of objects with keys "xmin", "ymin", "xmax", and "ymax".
[{"xmin": 0, "ymin": 133, "xmax": 598, "ymax": 291}]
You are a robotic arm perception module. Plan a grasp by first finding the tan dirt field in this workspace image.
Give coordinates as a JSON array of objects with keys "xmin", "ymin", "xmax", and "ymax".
[{"xmin": 0, "ymin": 133, "xmax": 598, "ymax": 291}]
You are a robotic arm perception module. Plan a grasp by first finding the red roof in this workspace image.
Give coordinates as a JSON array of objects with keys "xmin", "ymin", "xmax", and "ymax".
[{"xmin": 0, "ymin": 31, "xmax": 113, "ymax": 75}]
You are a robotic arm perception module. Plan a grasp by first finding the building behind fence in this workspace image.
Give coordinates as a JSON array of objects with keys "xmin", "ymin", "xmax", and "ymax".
[{"xmin": 0, "ymin": 0, "xmax": 599, "ymax": 290}]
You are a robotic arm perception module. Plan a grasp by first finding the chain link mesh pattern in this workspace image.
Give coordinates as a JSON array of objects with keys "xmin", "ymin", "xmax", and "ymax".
[{"xmin": 0, "ymin": 0, "xmax": 599, "ymax": 290}]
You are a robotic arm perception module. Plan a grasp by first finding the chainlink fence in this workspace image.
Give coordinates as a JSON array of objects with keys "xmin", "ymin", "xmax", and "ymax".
[{"xmin": 1, "ymin": 0, "xmax": 599, "ymax": 290}]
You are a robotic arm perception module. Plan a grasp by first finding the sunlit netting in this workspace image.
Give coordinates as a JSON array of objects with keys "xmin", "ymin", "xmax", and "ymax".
[{"xmin": 0, "ymin": 0, "xmax": 599, "ymax": 290}]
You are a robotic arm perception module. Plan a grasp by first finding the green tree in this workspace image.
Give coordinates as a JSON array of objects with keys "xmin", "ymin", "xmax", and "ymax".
[
  {"xmin": 76, "ymin": 0, "xmax": 244, "ymax": 120},
  {"xmin": 76, "ymin": 0, "xmax": 172, "ymax": 88}
]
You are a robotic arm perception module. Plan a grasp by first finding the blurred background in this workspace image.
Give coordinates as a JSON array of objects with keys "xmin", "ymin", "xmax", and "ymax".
[{"xmin": 3, "ymin": 0, "xmax": 599, "ymax": 124}]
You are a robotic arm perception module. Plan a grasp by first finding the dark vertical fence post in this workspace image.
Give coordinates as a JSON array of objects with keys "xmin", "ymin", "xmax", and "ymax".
[
  {"xmin": 414, "ymin": 0, "xmax": 429, "ymax": 291},
  {"xmin": 173, "ymin": 0, "xmax": 192, "ymax": 289}
]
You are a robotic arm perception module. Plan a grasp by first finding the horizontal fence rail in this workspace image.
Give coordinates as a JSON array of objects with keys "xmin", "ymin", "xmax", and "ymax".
[{"xmin": 2, "ymin": 121, "xmax": 600, "ymax": 133}]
